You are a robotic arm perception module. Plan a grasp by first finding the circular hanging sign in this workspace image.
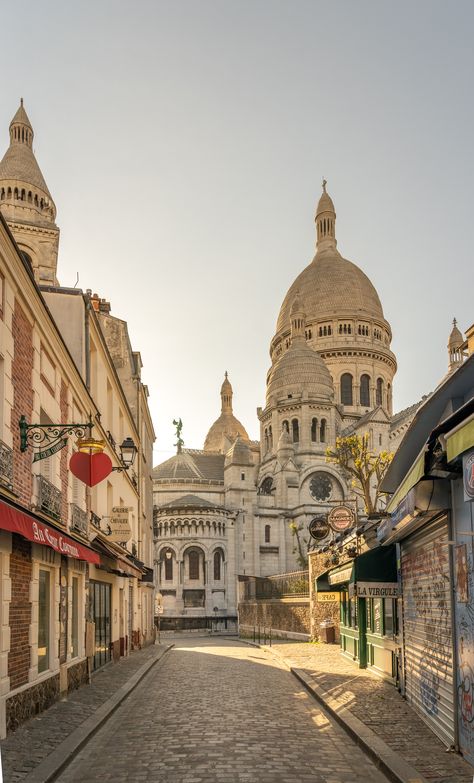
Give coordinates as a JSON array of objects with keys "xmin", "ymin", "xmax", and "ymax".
[
  {"xmin": 308, "ymin": 515, "xmax": 330, "ymax": 542},
  {"xmin": 328, "ymin": 505, "xmax": 355, "ymax": 533}
]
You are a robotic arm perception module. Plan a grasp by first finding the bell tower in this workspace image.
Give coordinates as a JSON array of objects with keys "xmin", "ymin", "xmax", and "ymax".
[{"xmin": 0, "ymin": 100, "xmax": 60, "ymax": 284}]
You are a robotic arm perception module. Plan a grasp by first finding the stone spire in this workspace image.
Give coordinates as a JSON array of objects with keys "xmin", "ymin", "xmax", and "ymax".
[
  {"xmin": 289, "ymin": 291, "xmax": 306, "ymax": 341},
  {"xmin": 448, "ymin": 318, "xmax": 465, "ymax": 372},
  {"xmin": 221, "ymin": 371, "xmax": 233, "ymax": 413},
  {"xmin": 0, "ymin": 100, "xmax": 59, "ymax": 284},
  {"xmin": 315, "ymin": 179, "xmax": 337, "ymax": 252}
]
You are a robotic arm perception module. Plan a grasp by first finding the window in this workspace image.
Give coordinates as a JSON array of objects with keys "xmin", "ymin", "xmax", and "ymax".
[
  {"xmin": 241, "ymin": 472, "xmax": 245, "ymax": 481},
  {"xmin": 282, "ymin": 420, "xmax": 289, "ymax": 433},
  {"xmin": 268, "ymin": 425, "xmax": 273, "ymax": 449},
  {"xmin": 320, "ymin": 418, "xmax": 327, "ymax": 443},
  {"xmin": 309, "ymin": 472, "xmax": 333, "ymax": 501},
  {"xmin": 38, "ymin": 569, "xmax": 51, "ymax": 673},
  {"xmin": 360, "ymin": 374, "xmax": 370, "ymax": 407},
  {"xmin": 71, "ymin": 576, "xmax": 79, "ymax": 658},
  {"xmin": 376, "ymin": 378, "xmax": 384, "ymax": 406},
  {"xmin": 292, "ymin": 418, "xmax": 299, "ymax": 443},
  {"xmin": 264, "ymin": 524, "xmax": 271, "ymax": 543},
  {"xmin": 214, "ymin": 551, "xmax": 221, "ymax": 581},
  {"xmin": 259, "ymin": 477, "xmax": 273, "ymax": 495},
  {"xmin": 188, "ymin": 550, "xmax": 200, "ymax": 580},
  {"xmin": 340, "ymin": 373, "xmax": 353, "ymax": 405},
  {"xmin": 311, "ymin": 418, "xmax": 318, "ymax": 442},
  {"xmin": 165, "ymin": 554, "xmax": 173, "ymax": 581},
  {"xmin": 384, "ymin": 599, "xmax": 395, "ymax": 637}
]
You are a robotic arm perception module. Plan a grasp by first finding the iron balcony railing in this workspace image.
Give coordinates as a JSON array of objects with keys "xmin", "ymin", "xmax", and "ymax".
[
  {"xmin": 37, "ymin": 475, "xmax": 62, "ymax": 522},
  {"xmin": 70, "ymin": 503, "xmax": 88, "ymax": 536},
  {"xmin": 0, "ymin": 440, "xmax": 13, "ymax": 490},
  {"xmin": 242, "ymin": 570, "xmax": 310, "ymax": 601}
]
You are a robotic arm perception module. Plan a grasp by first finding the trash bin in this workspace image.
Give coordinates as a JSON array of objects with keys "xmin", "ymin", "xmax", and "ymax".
[{"xmin": 319, "ymin": 619, "xmax": 335, "ymax": 644}]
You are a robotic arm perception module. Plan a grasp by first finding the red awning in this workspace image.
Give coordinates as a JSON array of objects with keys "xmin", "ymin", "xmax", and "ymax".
[{"xmin": 0, "ymin": 500, "xmax": 100, "ymax": 565}]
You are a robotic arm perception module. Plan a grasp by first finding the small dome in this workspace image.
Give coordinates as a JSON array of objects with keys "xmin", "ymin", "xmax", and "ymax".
[
  {"xmin": 266, "ymin": 337, "xmax": 334, "ymax": 404},
  {"xmin": 316, "ymin": 188, "xmax": 335, "ymax": 216},
  {"xmin": 204, "ymin": 372, "xmax": 250, "ymax": 453}
]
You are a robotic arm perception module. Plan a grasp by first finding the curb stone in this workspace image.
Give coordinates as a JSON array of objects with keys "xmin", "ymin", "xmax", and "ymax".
[
  {"xmin": 240, "ymin": 639, "xmax": 428, "ymax": 783},
  {"xmin": 22, "ymin": 643, "xmax": 174, "ymax": 783}
]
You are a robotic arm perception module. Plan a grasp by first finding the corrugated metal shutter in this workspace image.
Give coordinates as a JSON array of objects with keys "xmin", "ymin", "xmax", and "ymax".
[{"xmin": 401, "ymin": 516, "xmax": 455, "ymax": 747}]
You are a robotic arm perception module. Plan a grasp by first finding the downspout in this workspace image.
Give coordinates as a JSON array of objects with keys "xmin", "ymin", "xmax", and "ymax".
[{"xmin": 84, "ymin": 290, "xmax": 91, "ymax": 391}]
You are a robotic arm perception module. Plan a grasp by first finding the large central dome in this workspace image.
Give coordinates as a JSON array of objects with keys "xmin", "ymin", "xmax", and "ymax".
[{"xmin": 276, "ymin": 249, "xmax": 384, "ymax": 333}]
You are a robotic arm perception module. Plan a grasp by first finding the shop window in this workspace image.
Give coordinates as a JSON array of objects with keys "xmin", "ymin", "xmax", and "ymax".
[
  {"xmin": 373, "ymin": 598, "xmax": 382, "ymax": 635},
  {"xmin": 384, "ymin": 599, "xmax": 395, "ymax": 637},
  {"xmin": 38, "ymin": 569, "xmax": 51, "ymax": 673},
  {"xmin": 360, "ymin": 374, "xmax": 370, "ymax": 407},
  {"xmin": 366, "ymin": 600, "xmax": 373, "ymax": 632},
  {"xmin": 71, "ymin": 575, "xmax": 79, "ymax": 658},
  {"xmin": 340, "ymin": 373, "xmax": 353, "ymax": 405},
  {"xmin": 349, "ymin": 596, "xmax": 358, "ymax": 628}
]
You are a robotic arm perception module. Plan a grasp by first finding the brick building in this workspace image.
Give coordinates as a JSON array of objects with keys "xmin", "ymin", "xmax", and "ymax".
[{"xmin": 0, "ymin": 102, "xmax": 155, "ymax": 734}]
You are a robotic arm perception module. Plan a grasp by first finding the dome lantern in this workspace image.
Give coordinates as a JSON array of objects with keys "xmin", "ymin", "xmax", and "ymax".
[
  {"xmin": 315, "ymin": 179, "xmax": 337, "ymax": 252},
  {"xmin": 448, "ymin": 317, "xmax": 465, "ymax": 371}
]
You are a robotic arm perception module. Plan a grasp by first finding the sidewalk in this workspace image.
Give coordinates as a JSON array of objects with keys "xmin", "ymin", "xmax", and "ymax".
[
  {"xmin": 252, "ymin": 639, "xmax": 473, "ymax": 783},
  {"xmin": 1, "ymin": 642, "xmax": 172, "ymax": 783}
]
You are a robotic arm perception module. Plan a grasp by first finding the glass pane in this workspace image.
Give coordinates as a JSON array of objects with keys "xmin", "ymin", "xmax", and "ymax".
[
  {"xmin": 71, "ymin": 577, "xmax": 79, "ymax": 657},
  {"xmin": 384, "ymin": 598, "xmax": 394, "ymax": 637},
  {"xmin": 373, "ymin": 598, "xmax": 382, "ymax": 635},
  {"xmin": 38, "ymin": 570, "xmax": 50, "ymax": 673}
]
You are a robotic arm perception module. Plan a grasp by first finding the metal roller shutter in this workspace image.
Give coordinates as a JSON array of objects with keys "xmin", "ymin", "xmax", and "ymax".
[{"xmin": 401, "ymin": 516, "xmax": 455, "ymax": 747}]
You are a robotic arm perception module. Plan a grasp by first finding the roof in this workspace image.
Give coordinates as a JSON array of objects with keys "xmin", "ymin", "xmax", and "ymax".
[
  {"xmin": 390, "ymin": 399, "xmax": 426, "ymax": 430},
  {"xmin": 0, "ymin": 143, "xmax": 53, "ymax": 198},
  {"xmin": 266, "ymin": 335, "xmax": 334, "ymax": 404},
  {"xmin": 153, "ymin": 449, "xmax": 225, "ymax": 482},
  {"xmin": 341, "ymin": 406, "xmax": 389, "ymax": 437},
  {"xmin": 160, "ymin": 494, "xmax": 218, "ymax": 509}
]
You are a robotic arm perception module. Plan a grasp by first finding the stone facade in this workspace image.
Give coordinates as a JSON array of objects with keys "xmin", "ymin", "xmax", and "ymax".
[{"xmin": 238, "ymin": 600, "xmax": 310, "ymax": 636}]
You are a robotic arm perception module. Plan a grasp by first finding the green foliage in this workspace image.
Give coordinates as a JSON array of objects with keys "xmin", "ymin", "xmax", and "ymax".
[
  {"xmin": 289, "ymin": 521, "xmax": 309, "ymax": 568},
  {"xmin": 326, "ymin": 433, "xmax": 393, "ymax": 516}
]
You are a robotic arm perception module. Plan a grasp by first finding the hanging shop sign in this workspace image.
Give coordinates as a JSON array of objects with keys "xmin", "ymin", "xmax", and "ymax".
[
  {"xmin": 316, "ymin": 591, "xmax": 340, "ymax": 603},
  {"xmin": 328, "ymin": 505, "xmax": 355, "ymax": 533},
  {"xmin": 349, "ymin": 581, "xmax": 399, "ymax": 598},
  {"xmin": 33, "ymin": 438, "xmax": 68, "ymax": 463},
  {"xmin": 108, "ymin": 506, "xmax": 132, "ymax": 543},
  {"xmin": 308, "ymin": 515, "xmax": 330, "ymax": 542},
  {"xmin": 328, "ymin": 565, "xmax": 353, "ymax": 585},
  {"xmin": 69, "ymin": 451, "xmax": 113, "ymax": 487}
]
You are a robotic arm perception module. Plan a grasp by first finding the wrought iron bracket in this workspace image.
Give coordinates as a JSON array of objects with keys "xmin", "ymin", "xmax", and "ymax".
[{"xmin": 19, "ymin": 415, "xmax": 93, "ymax": 459}]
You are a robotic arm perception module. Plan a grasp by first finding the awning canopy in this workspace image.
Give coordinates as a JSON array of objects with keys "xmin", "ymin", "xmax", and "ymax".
[
  {"xmin": 446, "ymin": 415, "xmax": 474, "ymax": 462},
  {"xmin": 92, "ymin": 536, "xmax": 144, "ymax": 579},
  {"xmin": 0, "ymin": 499, "xmax": 100, "ymax": 565},
  {"xmin": 316, "ymin": 545, "xmax": 397, "ymax": 590}
]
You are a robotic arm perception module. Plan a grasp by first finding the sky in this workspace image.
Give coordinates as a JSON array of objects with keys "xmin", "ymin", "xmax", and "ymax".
[{"xmin": 2, "ymin": 1, "xmax": 473, "ymax": 463}]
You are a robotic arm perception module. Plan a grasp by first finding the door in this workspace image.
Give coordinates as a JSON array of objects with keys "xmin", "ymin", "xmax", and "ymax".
[
  {"xmin": 91, "ymin": 581, "xmax": 112, "ymax": 670},
  {"xmin": 401, "ymin": 516, "xmax": 455, "ymax": 747}
]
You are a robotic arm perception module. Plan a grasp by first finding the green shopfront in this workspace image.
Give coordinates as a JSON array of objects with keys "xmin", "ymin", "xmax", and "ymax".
[{"xmin": 317, "ymin": 545, "xmax": 400, "ymax": 682}]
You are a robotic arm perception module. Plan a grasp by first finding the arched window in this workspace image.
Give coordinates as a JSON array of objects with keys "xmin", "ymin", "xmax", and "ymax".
[
  {"xmin": 188, "ymin": 550, "xmax": 200, "ymax": 580},
  {"xmin": 340, "ymin": 373, "xmax": 353, "ymax": 405},
  {"xmin": 264, "ymin": 524, "xmax": 271, "ymax": 543},
  {"xmin": 320, "ymin": 418, "xmax": 327, "ymax": 442},
  {"xmin": 268, "ymin": 425, "xmax": 273, "ymax": 449},
  {"xmin": 376, "ymin": 378, "xmax": 384, "ymax": 406},
  {"xmin": 214, "ymin": 550, "xmax": 221, "ymax": 581},
  {"xmin": 311, "ymin": 417, "xmax": 318, "ymax": 442},
  {"xmin": 292, "ymin": 418, "xmax": 299, "ymax": 443},
  {"xmin": 259, "ymin": 476, "xmax": 273, "ymax": 495},
  {"xmin": 164, "ymin": 554, "xmax": 173, "ymax": 581},
  {"xmin": 264, "ymin": 428, "xmax": 268, "ymax": 452},
  {"xmin": 360, "ymin": 374, "xmax": 370, "ymax": 407}
]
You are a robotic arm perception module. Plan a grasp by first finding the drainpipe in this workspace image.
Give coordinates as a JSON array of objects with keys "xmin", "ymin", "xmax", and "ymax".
[{"xmin": 84, "ymin": 290, "xmax": 92, "ymax": 391}]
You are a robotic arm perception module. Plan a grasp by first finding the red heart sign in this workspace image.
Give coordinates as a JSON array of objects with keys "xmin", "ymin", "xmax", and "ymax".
[{"xmin": 69, "ymin": 452, "xmax": 113, "ymax": 487}]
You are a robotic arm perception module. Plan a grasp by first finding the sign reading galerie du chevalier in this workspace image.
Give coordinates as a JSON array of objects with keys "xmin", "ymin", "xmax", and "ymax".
[
  {"xmin": 349, "ymin": 581, "xmax": 399, "ymax": 598},
  {"xmin": 108, "ymin": 506, "xmax": 132, "ymax": 543},
  {"xmin": 32, "ymin": 438, "xmax": 68, "ymax": 463}
]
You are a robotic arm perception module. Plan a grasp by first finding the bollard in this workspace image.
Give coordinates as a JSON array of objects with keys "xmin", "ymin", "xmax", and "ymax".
[
  {"xmin": 258, "ymin": 624, "xmax": 261, "ymax": 644},
  {"xmin": 269, "ymin": 627, "xmax": 272, "ymax": 647}
]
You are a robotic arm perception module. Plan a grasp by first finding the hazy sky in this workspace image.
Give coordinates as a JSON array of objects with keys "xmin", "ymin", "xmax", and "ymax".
[{"xmin": 3, "ymin": 1, "xmax": 473, "ymax": 463}]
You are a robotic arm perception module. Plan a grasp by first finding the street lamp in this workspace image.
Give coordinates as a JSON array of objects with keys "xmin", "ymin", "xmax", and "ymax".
[{"xmin": 111, "ymin": 437, "xmax": 138, "ymax": 472}]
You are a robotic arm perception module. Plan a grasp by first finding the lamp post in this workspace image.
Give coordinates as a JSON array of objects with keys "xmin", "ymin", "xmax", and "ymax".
[{"xmin": 111, "ymin": 437, "xmax": 138, "ymax": 472}]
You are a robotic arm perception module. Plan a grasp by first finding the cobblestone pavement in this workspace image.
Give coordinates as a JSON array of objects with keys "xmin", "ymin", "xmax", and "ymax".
[
  {"xmin": 57, "ymin": 636, "xmax": 388, "ymax": 783},
  {"xmin": 265, "ymin": 640, "xmax": 473, "ymax": 783},
  {"xmin": 2, "ymin": 642, "xmax": 166, "ymax": 783}
]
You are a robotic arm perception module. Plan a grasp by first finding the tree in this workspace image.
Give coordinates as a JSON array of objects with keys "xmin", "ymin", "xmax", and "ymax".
[
  {"xmin": 289, "ymin": 521, "xmax": 309, "ymax": 569},
  {"xmin": 326, "ymin": 433, "xmax": 393, "ymax": 516}
]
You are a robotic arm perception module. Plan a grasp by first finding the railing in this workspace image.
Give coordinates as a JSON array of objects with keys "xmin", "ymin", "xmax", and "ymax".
[
  {"xmin": 70, "ymin": 503, "xmax": 88, "ymax": 536},
  {"xmin": 37, "ymin": 475, "xmax": 61, "ymax": 522},
  {"xmin": 241, "ymin": 570, "xmax": 309, "ymax": 601},
  {"xmin": 90, "ymin": 511, "xmax": 102, "ymax": 530},
  {"xmin": 0, "ymin": 440, "xmax": 13, "ymax": 490}
]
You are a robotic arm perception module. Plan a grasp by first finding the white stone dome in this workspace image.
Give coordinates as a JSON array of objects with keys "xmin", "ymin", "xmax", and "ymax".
[{"xmin": 266, "ymin": 336, "xmax": 334, "ymax": 404}]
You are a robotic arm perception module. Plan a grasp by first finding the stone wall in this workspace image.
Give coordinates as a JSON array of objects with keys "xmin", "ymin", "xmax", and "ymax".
[
  {"xmin": 309, "ymin": 550, "xmax": 341, "ymax": 642},
  {"xmin": 67, "ymin": 659, "xmax": 88, "ymax": 693},
  {"xmin": 238, "ymin": 599, "xmax": 310, "ymax": 635},
  {"xmin": 6, "ymin": 673, "xmax": 60, "ymax": 733}
]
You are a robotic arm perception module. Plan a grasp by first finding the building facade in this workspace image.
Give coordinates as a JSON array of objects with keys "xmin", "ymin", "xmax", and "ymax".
[
  {"xmin": 0, "ymin": 102, "xmax": 155, "ymax": 734},
  {"xmin": 153, "ymin": 183, "xmax": 420, "ymax": 630}
]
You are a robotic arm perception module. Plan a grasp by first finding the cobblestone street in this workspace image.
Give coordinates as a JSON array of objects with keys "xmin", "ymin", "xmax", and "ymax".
[{"xmin": 56, "ymin": 637, "xmax": 387, "ymax": 783}]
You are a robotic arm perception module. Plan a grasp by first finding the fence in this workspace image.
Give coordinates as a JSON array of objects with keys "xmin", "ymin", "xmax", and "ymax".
[{"xmin": 240, "ymin": 570, "xmax": 309, "ymax": 601}]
